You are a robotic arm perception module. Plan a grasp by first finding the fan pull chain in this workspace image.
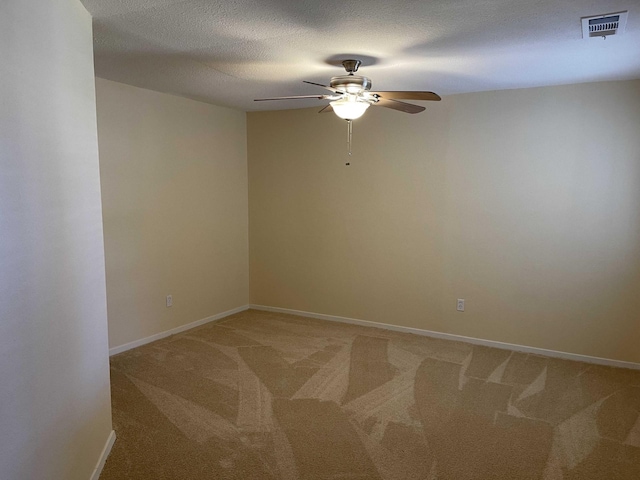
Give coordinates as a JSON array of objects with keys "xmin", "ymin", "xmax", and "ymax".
[{"xmin": 346, "ymin": 119, "xmax": 352, "ymax": 165}]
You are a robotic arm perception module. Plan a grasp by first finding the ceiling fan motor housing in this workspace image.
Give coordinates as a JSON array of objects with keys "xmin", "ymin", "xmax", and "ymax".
[{"xmin": 330, "ymin": 75, "xmax": 372, "ymax": 94}]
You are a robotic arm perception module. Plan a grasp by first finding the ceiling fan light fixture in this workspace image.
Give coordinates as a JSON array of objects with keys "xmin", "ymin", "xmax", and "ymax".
[
  {"xmin": 253, "ymin": 59, "xmax": 440, "ymax": 160},
  {"xmin": 330, "ymin": 98, "xmax": 370, "ymax": 120}
]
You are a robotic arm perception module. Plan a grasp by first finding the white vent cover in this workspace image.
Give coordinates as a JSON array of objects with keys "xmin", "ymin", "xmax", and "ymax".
[{"xmin": 582, "ymin": 11, "xmax": 628, "ymax": 38}]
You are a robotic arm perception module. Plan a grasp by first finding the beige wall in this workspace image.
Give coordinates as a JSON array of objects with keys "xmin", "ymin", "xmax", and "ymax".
[
  {"xmin": 96, "ymin": 78, "xmax": 249, "ymax": 349},
  {"xmin": 0, "ymin": 1, "xmax": 113, "ymax": 479},
  {"xmin": 248, "ymin": 80, "xmax": 640, "ymax": 363}
]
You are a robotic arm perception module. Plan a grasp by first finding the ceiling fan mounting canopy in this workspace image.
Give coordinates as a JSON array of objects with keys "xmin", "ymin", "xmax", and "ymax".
[{"xmin": 341, "ymin": 59, "xmax": 361, "ymax": 75}]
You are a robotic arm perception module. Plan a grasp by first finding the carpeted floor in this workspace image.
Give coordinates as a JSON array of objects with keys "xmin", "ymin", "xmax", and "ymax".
[{"xmin": 101, "ymin": 309, "xmax": 640, "ymax": 479}]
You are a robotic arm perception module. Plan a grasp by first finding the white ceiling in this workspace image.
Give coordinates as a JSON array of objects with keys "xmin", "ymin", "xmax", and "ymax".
[{"xmin": 82, "ymin": 0, "xmax": 640, "ymax": 111}]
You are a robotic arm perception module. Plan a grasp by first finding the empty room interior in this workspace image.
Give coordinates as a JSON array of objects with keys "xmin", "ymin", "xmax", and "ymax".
[{"xmin": 3, "ymin": 0, "xmax": 640, "ymax": 479}]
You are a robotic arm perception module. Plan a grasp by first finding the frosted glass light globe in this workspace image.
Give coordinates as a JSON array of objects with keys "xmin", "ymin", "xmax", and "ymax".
[{"xmin": 330, "ymin": 98, "xmax": 370, "ymax": 120}]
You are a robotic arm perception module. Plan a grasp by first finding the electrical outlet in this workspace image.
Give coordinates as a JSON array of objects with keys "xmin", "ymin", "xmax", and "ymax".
[
  {"xmin": 456, "ymin": 299, "xmax": 465, "ymax": 312},
  {"xmin": 166, "ymin": 295, "xmax": 173, "ymax": 307}
]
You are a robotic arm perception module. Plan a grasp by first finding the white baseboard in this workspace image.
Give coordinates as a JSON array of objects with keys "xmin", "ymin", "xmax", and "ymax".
[
  {"xmin": 250, "ymin": 304, "xmax": 640, "ymax": 371},
  {"xmin": 90, "ymin": 430, "xmax": 116, "ymax": 480},
  {"xmin": 109, "ymin": 305, "xmax": 250, "ymax": 356}
]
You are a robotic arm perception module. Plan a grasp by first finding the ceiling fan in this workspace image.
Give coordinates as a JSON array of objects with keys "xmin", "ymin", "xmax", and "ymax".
[
  {"xmin": 255, "ymin": 59, "xmax": 441, "ymax": 161},
  {"xmin": 255, "ymin": 59, "xmax": 441, "ymax": 121}
]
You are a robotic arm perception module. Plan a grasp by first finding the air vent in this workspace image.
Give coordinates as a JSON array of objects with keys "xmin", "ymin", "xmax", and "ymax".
[{"xmin": 582, "ymin": 11, "xmax": 628, "ymax": 38}]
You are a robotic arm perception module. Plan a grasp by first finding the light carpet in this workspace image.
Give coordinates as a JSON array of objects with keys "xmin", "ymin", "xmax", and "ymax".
[{"xmin": 101, "ymin": 309, "xmax": 640, "ymax": 479}]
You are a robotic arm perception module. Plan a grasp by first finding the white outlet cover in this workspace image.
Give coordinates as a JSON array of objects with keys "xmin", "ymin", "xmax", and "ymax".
[
  {"xmin": 457, "ymin": 299, "xmax": 465, "ymax": 312},
  {"xmin": 166, "ymin": 295, "xmax": 173, "ymax": 307}
]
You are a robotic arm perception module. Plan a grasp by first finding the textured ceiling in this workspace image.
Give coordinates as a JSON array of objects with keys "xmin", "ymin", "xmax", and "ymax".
[{"xmin": 83, "ymin": 0, "xmax": 640, "ymax": 111}]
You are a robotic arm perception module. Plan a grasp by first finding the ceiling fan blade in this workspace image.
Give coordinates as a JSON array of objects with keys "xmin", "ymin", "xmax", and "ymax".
[
  {"xmin": 303, "ymin": 80, "xmax": 343, "ymax": 94},
  {"xmin": 318, "ymin": 104, "xmax": 334, "ymax": 113},
  {"xmin": 370, "ymin": 91, "xmax": 441, "ymax": 101},
  {"xmin": 254, "ymin": 94, "xmax": 330, "ymax": 101},
  {"xmin": 372, "ymin": 98, "xmax": 426, "ymax": 114}
]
